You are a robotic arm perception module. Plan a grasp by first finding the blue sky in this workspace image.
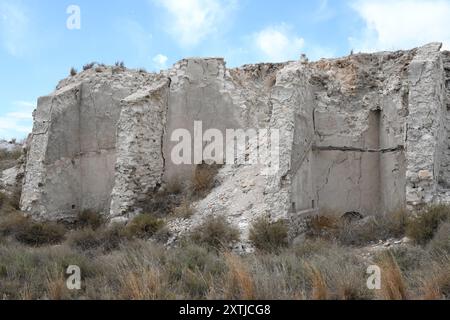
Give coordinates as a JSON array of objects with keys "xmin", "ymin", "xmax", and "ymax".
[{"xmin": 1, "ymin": 0, "xmax": 450, "ymax": 140}]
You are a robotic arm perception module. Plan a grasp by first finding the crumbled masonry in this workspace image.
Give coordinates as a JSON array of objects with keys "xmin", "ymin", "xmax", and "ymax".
[{"xmin": 16, "ymin": 43, "xmax": 450, "ymax": 241}]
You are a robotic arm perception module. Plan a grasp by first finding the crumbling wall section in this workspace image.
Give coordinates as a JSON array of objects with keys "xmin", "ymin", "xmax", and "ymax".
[
  {"xmin": 109, "ymin": 78, "xmax": 170, "ymax": 219},
  {"xmin": 264, "ymin": 62, "xmax": 315, "ymax": 219},
  {"xmin": 21, "ymin": 84, "xmax": 82, "ymax": 220},
  {"xmin": 406, "ymin": 43, "xmax": 446, "ymax": 208}
]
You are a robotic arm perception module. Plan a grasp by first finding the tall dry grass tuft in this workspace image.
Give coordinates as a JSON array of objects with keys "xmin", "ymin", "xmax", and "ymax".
[
  {"xmin": 376, "ymin": 251, "xmax": 408, "ymax": 300},
  {"xmin": 419, "ymin": 259, "xmax": 450, "ymax": 300},
  {"xmin": 119, "ymin": 268, "xmax": 164, "ymax": 300},
  {"xmin": 224, "ymin": 253, "xmax": 255, "ymax": 300},
  {"xmin": 305, "ymin": 263, "xmax": 329, "ymax": 300},
  {"xmin": 46, "ymin": 275, "xmax": 69, "ymax": 300}
]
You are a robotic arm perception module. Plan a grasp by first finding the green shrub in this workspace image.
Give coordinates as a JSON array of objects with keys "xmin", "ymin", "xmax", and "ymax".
[
  {"xmin": 189, "ymin": 216, "xmax": 240, "ymax": 249},
  {"xmin": 67, "ymin": 228, "xmax": 104, "ymax": 251},
  {"xmin": 14, "ymin": 221, "xmax": 66, "ymax": 247},
  {"xmin": 428, "ymin": 222, "xmax": 450, "ymax": 255},
  {"xmin": 407, "ymin": 205, "xmax": 450, "ymax": 245},
  {"xmin": 0, "ymin": 209, "xmax": 66, "ymax": 247},
  {"xmin": 191, "ymin": 163, "xmax": 220, "ymax": 199},
  {"xmin": 83, "ymin": 62, "xmax": 96, "ymax": 71},
  {"xmin": 172, "ymin": 198, "xmax": 194, "ymax": 219},
  {"xmin": 125, "ymin": 214, "xmax": 165, "ymax": 239},
  {"xmin": 67, "ymin": 223, "xmax": 129, "ymax": 252},
  {"xmin": 249, "ymin": 217, "xmax": 289, "ymax": 252},
  {"xmin": 76, "ymin": 210, "xmax": 105, "ymax": 230}
]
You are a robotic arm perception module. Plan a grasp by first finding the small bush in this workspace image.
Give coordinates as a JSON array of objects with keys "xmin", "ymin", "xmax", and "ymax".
[
  {"xmin": 125, "ymin": 214, "xmax": 165, "ymax": 239},
  {"xmin": 172, "ymin": 198, "xmax": 194, "ymax": 219},
  {"xmin": 191, "ymin": 163, "xmax": 220, "ymax": 199},
  {"xmin": 249, "ymin": 217, "xmax": 289, "ymax": 252},
  {"xmin": 67, "ymin": 228, "xmax": 104, "ymax": 251},
  {"xmin": 70, "ymin": 68, "xmax": 77, "ymax": 76},
  {"xmin": 407, "ymin": 205, "xmax": 450, "ymax": 245},
  {"xmin": 115, "ymin": 61, "xmax": 125, "ymax": 69},
  {"xmin": 83, "ymin": 62, "xmax": 96, "ymax": 71},
  {"xmin": 67, "ymin": 223, "xmax": 129, "ymax": 252},
  {"xmin": 0, "ymin": 211, "xmax": 66, "ymax": 247},
  {"xmin": 14, "ymin": 221, "xmax": 66, "ymax": 247},
  {"xmin": 189, "ymin": 216, "xmax": 240, "ymax": 249},
  {"xmin": 76, "ymin": 210, "xmax": 104, "ymax": 230},
  {"xmin": 428, "ymin": 222, "xmax": 450, "ymax": 255}
]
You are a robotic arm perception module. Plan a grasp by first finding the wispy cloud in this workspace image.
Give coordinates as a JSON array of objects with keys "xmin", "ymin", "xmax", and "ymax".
[
  {"xmin": 253, "ymin": 24, "xmax": 305, "ymax": 62},
  {"xmin": 0, "ymin": 0, "xmax": 30, "ymax": 57},
  {"xmin": 153, "ymin": 54, "xmax": 168, "ymax": 69},
  {"xmin": 0, "ymin": 100, "xmax": 35, "ymax": 139},
  {"xmin": 349, "ymin": 0, "xmax": 450, "ymax": 52},
  {"xmin": 152, "ymin": 0, "xmax": 237, "ymax": 47}
]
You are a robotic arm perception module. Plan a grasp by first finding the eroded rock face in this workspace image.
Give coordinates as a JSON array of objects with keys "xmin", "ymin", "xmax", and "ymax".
[{"xmin": 19, "ymin": 43, "xmax": 450, "ymax": 239}]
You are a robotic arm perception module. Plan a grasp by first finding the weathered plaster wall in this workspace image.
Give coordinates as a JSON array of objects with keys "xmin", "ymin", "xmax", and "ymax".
[
  {"xmin": 21, "ymin": 68, "xmax": 157, "ymax": 220},
  {"xmin": 110, "ymin": 78, "xmax": 170, "ymax": 219},
  {"xmin": 405, "ymin": 43, "xmax": 446, "ymax": 208},
  {"xmin": 19, "ymin": 44, "xmax": 450, "ymax": 234}
]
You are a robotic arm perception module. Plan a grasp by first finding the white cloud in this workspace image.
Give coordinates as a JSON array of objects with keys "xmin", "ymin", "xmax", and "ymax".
[
  {"xmin": 350, "ymin": 0, "xmax": 450, "ymax": 52},
  {"xmin": 153, "ymin": 54, "xmax": 168, "ymax": 69},
  {"xmin": 253, "ymin": 24, "xmax": 305, "ymax": 62},
  {"xmin": 0, "ymin": 100, "xmax": 35, "ymax": 139},
  {"xmin": 0, "ymin": 1, "xmax": 30, "ymax": 56},
  {"xmin": 153, "ymin": 0, "xmax": 237, "ymax": 47}
]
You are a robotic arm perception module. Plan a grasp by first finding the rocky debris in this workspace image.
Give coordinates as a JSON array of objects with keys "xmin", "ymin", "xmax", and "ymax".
[{"xmin": 18, "ymin": 43, "xmax": 450, "ymax": 243}]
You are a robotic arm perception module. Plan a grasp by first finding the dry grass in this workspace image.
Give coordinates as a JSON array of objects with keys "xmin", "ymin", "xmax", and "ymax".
[
  {"xmin": 305, "ymin": 263, "xmax": 329, "ymax": 300},
  {"xmin": 0, "ymin": 211, "xmax": 66, "ymax": 247},
  {"xmin": 172, "ymin": 197, "xmax": 194, "ymax": 219},
  {"xmin": 407, "ymin": 205, "xmax": 450, "ymax": 245},
  {"xmin": 189, "ymin": 216, "xmax": 240, "ymax": 250},
  {"xmin": 0, "ymin": 148, "xmax": 22, "ymax": 171},
  {"xmin": 249, "ymin": 217, "xmax": 289, "ymax": 252},
  {"xmin": 125, "ymin": 214, "xmax": 165, "ymax": 239},
  {"xmin": 375, "ymin": 251, "xmax": 408, "ymax": 300},
  {"xmin": 224, "ymin": 253, "xmax": 255, "ymax": 300},
  {"xmin": 191, "ymin": 163, "xmax": 220, "ymax": 199},
  {"xmin": 1, "ymin": 186, "xmax": 450, "ymax": 300},
  {"xmin": 75, "ymin": 210, "xmax": 105, "ymax": 230}
]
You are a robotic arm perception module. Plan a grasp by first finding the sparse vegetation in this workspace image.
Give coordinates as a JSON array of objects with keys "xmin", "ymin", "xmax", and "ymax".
[
  {"xmin": 406, "ymin": 205, "xmax": 450, "ymax": 245},
  {"xmin": 70, "ymin": 67, "xmax": 77, "ymax": 76},
  {"xmin": 125, "ymin": 214, "xmax": 165, "ymax": 239},
  {"xmin": 0, "ymin": 214, "xmax": 67, "ymax": 247},
  {"xmin": 83, "ymin": 62, "xmax": 96, "ymax": 71},
  {"xmin": 191, "ymin": 163, "xmax": 220, "ymax": 199},
  {"xmin": 189, "ymin": 216, "xmax": 240, "ymax": 250},
  {"xmin": 115, "ymin": 61, "xmax": 125, "ymax": 69},
  {"xmin": 0, "ymin": 147, "xmax": 22, "ymax": 171},
  {"xmin": 75, "ymin": 210, "xmax": 105, "ymax": 230},
  {"xmin": 249, "ymin": 217, "xmax": 289, "ymax": 252},
  {"xmin": 1, "ymin": 185, "xmax": 450, "ymax": 300}
]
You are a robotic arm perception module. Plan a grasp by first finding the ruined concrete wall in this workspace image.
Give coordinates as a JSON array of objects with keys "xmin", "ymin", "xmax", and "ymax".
[
  {"xmin": 110, "ymin": 79, "xmax": 170, "ymax": 219},
  {"xmin": 264, "ymin": 62, "xmax": 315, "ymax": 219},
  {"xmin": 20, "ymin": 44, "xmax": 450, "ymax": 231},
  {"xmin": 405, "ymin": 43, "xmax": 446, "ymax": 208},
  {"xmin": 163, "ymin": 58, "xmax": 241, "ymax": 183},
  {"xmin": 21, "ymin": 84, "xmax": 82, "ymax": 220},
  {"xmin": 438, "ymin": 51, "xmax": 450, "ymax": 188},
  {"xmin": 21, "ymin": 68, "xmax": 157, "ymax": 220}
]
